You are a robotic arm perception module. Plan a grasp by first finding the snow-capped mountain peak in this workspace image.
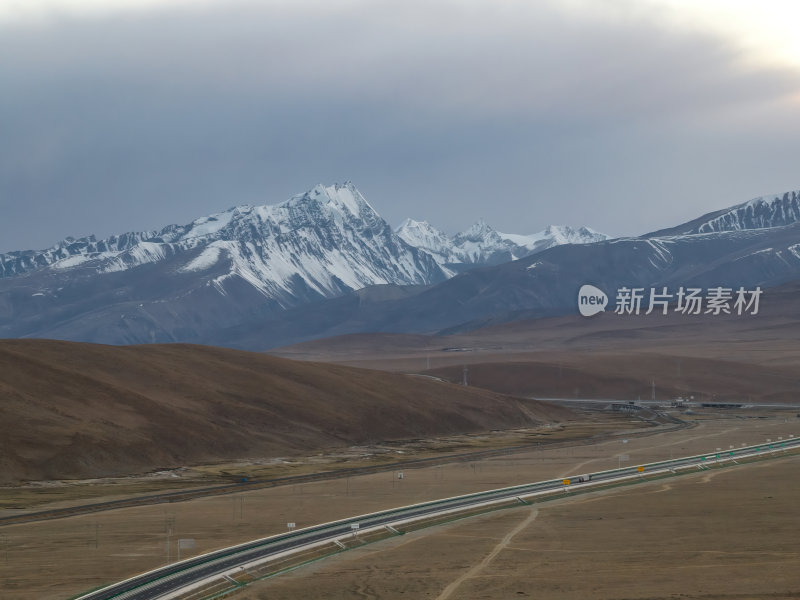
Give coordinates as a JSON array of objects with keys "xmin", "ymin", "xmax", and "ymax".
[
  {"xmin": 308, "ymin": 181, "xmax": 375, "ymax": 217},
  {"xmin": 456, "ymin": 219, "xmax": 497, "ymax": 241},
  {"xmin": 0, "ymin": 183, "xmax": 446, "ymax": 304},
  {"xmin": 395, "ymin": 219, "xmax": 452, "ymax": 254}
]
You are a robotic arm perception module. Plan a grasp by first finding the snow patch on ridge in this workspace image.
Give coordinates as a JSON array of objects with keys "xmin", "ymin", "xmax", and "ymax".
[
  {"xmin": 100, "ymin": 242, "xmax": 171, "ymax": 273},
  {"xmin": 183, "ymin": 210, "xmax": 235, "ymax": 240},
  {"xmin": 181, "ymin": 244, "xmax": 225, "ymax": 272}
]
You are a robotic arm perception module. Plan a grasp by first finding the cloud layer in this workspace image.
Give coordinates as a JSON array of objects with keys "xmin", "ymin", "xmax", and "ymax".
[{"xmin": 2, "ymin": 0, "xmax": 800, "ymax": 252}]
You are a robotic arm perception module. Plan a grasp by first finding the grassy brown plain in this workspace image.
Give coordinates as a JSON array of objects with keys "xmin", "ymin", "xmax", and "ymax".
[{"xmin": 1, "ymin": 411, "xmax": 798, "ymax": 600}]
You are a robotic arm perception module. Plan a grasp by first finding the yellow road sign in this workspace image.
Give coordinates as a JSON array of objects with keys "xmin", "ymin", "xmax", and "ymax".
[
  {"xmin": 562, "ymin": 479, "xmax": 571, "ymax": 485},
  {"xmin": 637, "ymin": 466, "xmax": 645, "ymax": 472}
]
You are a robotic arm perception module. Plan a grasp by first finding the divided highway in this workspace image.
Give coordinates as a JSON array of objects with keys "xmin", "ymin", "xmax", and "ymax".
[{"xmin": 75, "ymin": 438, "xmax": 800, "ymax": 600}]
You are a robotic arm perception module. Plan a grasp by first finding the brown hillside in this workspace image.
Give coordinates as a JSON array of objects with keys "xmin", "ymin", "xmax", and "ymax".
[
  {"xmin": 0, "ymin": 340, "xmax": 570, "ymax": 483},
  {"xmin": 426, "ymin": 353, "xmax": 800, "ymax": 403}
]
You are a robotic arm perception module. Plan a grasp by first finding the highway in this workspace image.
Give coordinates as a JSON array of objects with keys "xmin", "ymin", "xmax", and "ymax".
[
  {"xmin": 74, "ymin": 438, "xmax": 800, "ymax": 600},
  {"xmin": 539, "ymin": 397, "xmax": 800, "ymax": 410}
]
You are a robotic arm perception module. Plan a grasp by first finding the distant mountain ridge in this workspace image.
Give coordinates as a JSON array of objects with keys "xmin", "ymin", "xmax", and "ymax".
[
  {"xmin": 218, "ymin": 223, "xmax": 800, "ymax": 350},
  {"xmin": 0, "ymin": 183, "xmax": 603, "ymax": 284},
  {"xmin": 221, "ymin": 187, "xmax": 800, "ymax": 349},
  {"xmin": 0, "ymin": 182, "xmax": 605, "ymax": 345},
  {"xmin": 2, "ymin": 184, "xmax": 799, "ymax": 349},
  {"xmin": 396, "ymin": 219, "xmax": 607, "ymax": 270},
  {"xmin": 647, "ymin": 190, "xmax": 800, "ymax": 237}
]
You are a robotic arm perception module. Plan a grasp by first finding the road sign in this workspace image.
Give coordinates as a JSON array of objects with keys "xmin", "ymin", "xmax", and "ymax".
[
  {"xmin": 562, "ymin": 479, "xmax": 571, "ymax": 486},
  {"xmin": 351, "ymin": 523, "xmax": 360, "ymax": 531},
  {"xmin": 287, "ymin": 523, "xmax": 296, "ymax": 531},
  {"xmin": 637, "ymin": 466, "xmax": 645, "ymax": 472}
]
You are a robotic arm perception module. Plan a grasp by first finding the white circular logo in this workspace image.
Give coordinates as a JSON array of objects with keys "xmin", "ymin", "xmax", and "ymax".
[{"xmin": 578, "ymin": 284, "xmax": 608, "ymax": 317}]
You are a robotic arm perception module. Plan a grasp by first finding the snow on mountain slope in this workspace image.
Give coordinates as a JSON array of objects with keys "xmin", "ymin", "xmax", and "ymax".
[
  {"xmin": 396, "ymin": 219, "xmax": 608, "ymax": 267},
  {"xmin": 697, "ymin": 190, "xmax": 800, "ymax": 233},
  {"xmin": 0, "ymin": 231, "xmax": 158, "ymax": 278},
  {"xmin": 647, "ymin": 190, "xmax": 800, "ymax": 237},
  {"xmin": 495, "ymin": 224, "xmax": 608, "ymax": 255},
  {"xmin": 0, "ymin": 183, "xmax": 447, "ymax": 307}
]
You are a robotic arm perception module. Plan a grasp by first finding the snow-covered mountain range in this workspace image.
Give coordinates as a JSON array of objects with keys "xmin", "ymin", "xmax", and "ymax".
[
  {"xmin": 0, "ymin": 182, "xmax": 610, "ymax": 345},
  {"xmin": 3, "ymin": 183, "xmax": 799, "ymax": 349},
  {"xmin": 0, "ymin": 182, "xmax": 605, "ymax": 292},
  {"xmin": 396, "ymin": 218, "xmax": 607, "ymax": 269},
  {"xmin": 0, "ymin": 183, "xmax": 447, "ymax": 304}
]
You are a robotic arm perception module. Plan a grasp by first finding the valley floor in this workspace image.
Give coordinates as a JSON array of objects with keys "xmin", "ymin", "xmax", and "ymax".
[{"xmin": 1, "ymin": 409, "xmax": 798, "ymax": 600}]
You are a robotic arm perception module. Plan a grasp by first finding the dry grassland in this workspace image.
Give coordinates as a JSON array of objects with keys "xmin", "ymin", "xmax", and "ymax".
[
  {"xmin": 0, "ymin": 414, "xmax": 637, "ymax": 515},
  {"xmin": 0, "ymin": 413, "xmax": 797, "ymax": 600},
  {"xmin": 242, "ymin": 454, "xmax": 800, "ymax": 600}
]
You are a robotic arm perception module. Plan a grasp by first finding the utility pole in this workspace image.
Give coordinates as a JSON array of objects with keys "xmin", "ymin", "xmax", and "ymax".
[
  {"xmin": 164, "ymin": 514, "xmax": 175, "ymax": 564},
  {"xmin": 651, "ymin": 380, "xmax": 656, "ymax": 402},
  {"xmin": 462, "ymin": 365, "xmax": 468, "ymax": 386}
]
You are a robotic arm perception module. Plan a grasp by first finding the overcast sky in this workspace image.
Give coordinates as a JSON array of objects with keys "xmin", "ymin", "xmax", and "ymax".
[{"xmin": 2, "ymin": 0, "xmax": 800, "ymax": 253}]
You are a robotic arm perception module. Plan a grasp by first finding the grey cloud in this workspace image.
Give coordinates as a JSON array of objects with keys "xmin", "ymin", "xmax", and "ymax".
[{"xmin": 1, "ymin": 0, "xmax": 800, "ymax": 252}]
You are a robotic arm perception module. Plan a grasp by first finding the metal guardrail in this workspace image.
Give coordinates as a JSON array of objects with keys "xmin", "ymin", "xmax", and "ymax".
[{"xmin": 74, "ymin": 437, "xmax": 800, "ymax": 600}]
